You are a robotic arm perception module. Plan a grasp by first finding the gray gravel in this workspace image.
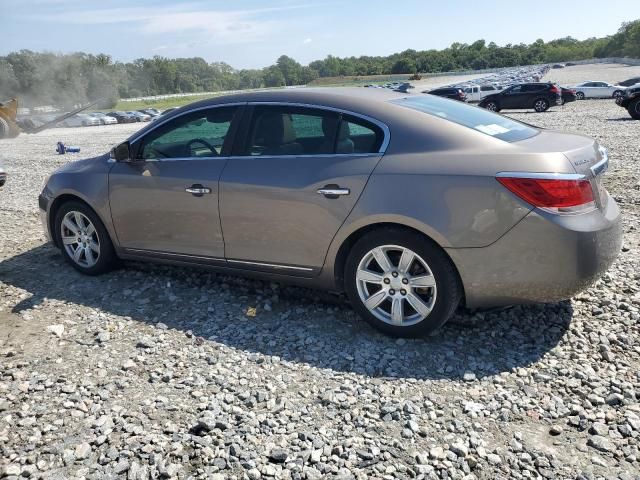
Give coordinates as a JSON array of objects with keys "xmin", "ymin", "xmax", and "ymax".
[{"xmin": 1, "ymin": 95, "xmax": 639, "ymax": 480}]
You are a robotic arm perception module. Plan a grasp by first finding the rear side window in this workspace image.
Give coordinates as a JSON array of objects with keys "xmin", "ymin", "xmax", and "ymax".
[
  {"xmin": 390, "ymin": 95, "xmax": 538, "ymax": 143},
  {"xmin": 242, "ymin": 106, "xmax": 383, "ymax": 156},
  {"xmin": 480, "ymin": 85, "xmax": 495, "ymax": 92}
]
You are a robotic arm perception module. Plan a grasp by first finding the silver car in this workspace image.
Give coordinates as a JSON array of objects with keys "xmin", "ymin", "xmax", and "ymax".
[{"xmin": 39, "ymin": 88, "xmax": 622, "ymax": 337}]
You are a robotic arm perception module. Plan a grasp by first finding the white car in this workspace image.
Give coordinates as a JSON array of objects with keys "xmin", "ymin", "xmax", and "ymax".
[
  {"xmin": 461, "ymin": 84, "xmax": 499, "ymax": 102},
  {"xmin": 88, "ymin": 112, "xmax": 118, "ymax": 125},
  {"xmin": 572, "ymin": 81, "xmax": 626, "ymax": 100},
  {"xmin": 61, "ymin": 114, "xmax": 101, "ymax": 127}
]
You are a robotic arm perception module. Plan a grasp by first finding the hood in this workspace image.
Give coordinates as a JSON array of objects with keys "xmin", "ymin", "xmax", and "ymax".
[{"xmin": 54, "ymin": 153, "xmax": 110, "ymax": 175}]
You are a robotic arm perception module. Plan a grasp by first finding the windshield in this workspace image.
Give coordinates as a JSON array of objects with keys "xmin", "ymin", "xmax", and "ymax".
[{"xmin": 390, "ymin": 95, "xmax": 538, "ymax": 142}]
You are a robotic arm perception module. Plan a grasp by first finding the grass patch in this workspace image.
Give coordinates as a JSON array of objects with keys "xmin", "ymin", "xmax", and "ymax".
[{"xmin": 111, "ymin": 94, "xmax": 222, "ymax": 112}]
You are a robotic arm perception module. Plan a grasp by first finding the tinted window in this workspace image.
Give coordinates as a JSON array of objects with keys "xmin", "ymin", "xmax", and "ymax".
[
  {"xmin": 341, "ymin": 115, "xmax": 384, "ymax": 154},
  {"xmin": 244, "ymin": 106, "xmax": 383, "ymax": 156},
  {"xmin": 138, "ymin": 107, "xmax": 236, "ymax": 159},
  {"xmin": 245, "ymin": 106, "xmax": 338, "ymax": 156},
  {"xmin": 391, "ymin": 95, "xmax": 538, "ymax": 143},
  {"xmin": 507, "ymin": 85, "xmax": 523, "ymax": 93},
  {"xmin": 480, "ymin": 85, "xmax": 495, "ymax": 92}
]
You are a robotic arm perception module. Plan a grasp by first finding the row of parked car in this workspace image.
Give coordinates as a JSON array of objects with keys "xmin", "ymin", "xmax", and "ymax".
[
  {"xmin": 422, "ymin": 65, "xmax": 640, "ymax": 116},
  {"xmin": 54, "ymin": 107, "xmax": 181, "ymax": 128}
]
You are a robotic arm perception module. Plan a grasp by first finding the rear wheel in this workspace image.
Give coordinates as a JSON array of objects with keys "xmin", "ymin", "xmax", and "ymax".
[
  {"xmin": 576, "ymin": 92, "xmax": 585, "ymax": 100},
  {"xmin": 628, "ymin": 98, "xmax": 640, "ymax": 120},
  {"xmin": 534, "ymin": 98, "xmax": 549, "ymax": 112},
  {"xmin": 613, "ymin": 90, "xmax": 624, "ymax": 99},
  {"xmin": 344, "ymin": 228, "xmax": 461, "ymax": 337},
  {"xmin": 54, "ymin": 201, "xmax": 117, "ymax": 275}
]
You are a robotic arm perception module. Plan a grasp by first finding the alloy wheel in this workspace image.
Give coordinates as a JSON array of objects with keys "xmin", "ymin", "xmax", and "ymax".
[
  {"xmin": 355, "ymin": 245, "xmax": 437, "ymax": 326},
  {"xmin": 61, "ymin": 211, "xmax": 101, "ymax": 268},
  {"xmin": 534, "ymin": 100, "xmax": 547, "ymax": 112}
]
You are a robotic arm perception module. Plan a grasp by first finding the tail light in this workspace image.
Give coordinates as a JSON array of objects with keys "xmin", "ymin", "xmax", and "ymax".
[
  {"xmin": 496, "ymin": 173, "xmax": 596, "ymax": 214},
  {"xmin": 549, "ymin": 85, "xmax": 560, "ymax": 94}
]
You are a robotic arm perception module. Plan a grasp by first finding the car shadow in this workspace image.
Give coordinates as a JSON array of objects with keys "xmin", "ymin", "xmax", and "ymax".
[{"xmin": 0, "ymin": 244, "xmax": 573, "ymax": 381}]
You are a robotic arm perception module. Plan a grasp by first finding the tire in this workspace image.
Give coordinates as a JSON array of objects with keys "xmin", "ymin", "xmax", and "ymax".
[
  {"xmin": 576, "ymin": 92, "xmax": 585, "ymax": 100},
  {"xmin": 344, "ymin": 228, "xmax": 462, "ymax": 337},
  {"xmin": 54, "ymin": 201, "xmax": 117, "ymax": 275},
  {"xmin": 483, "ymin": 101, "xmax": 499, "ymax": 112},
  {"xmin": 534, "ymin": 98, "xmax": 549, "ymax": 112},
  {"xmin": 628, "ymin": 99, "xmax": 640, "ymax": 120},
  {"xmin": 613, "ymin": 90, "xmax": 624, "ymax": 99}
]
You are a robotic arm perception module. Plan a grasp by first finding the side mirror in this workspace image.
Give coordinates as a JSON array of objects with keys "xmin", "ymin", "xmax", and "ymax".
[{"xmin": 110, "ymin": 141, "xmax": 132, "ymax": 162}]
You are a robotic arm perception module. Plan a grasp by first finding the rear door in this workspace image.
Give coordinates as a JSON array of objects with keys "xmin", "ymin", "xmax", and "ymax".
[{"xmin": 219, "ymin": 104, "xmax": 387, "ymax": 273}]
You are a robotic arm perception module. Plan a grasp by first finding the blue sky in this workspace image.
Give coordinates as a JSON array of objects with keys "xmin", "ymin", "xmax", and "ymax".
[{"xmin": 1, "ymin": 0, "xmax": 636, "ymax": 69}]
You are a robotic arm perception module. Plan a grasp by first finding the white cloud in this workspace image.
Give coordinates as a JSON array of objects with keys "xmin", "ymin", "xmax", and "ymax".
[
  {"xmin": 303, "ymin": 38, "xmax": 312, "ymax": 44},
  {"xmin": 29, "ymin": 3, "xmax": 313, "ymax": 45}
]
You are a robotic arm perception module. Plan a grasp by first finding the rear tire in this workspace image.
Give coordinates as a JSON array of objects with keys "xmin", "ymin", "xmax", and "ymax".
[
  {"xmin": 613, "ymin": 90, "xmax": 624, "ymax": 99},
  {"xmin": 344, "ymin": 228, "xmax": 462, "ymax": 338},
  {"xmin": 54, "ymin": 201, "xmax": 117, "ymax": 275},
  {"xmin": 576, "ymin": 92, "xmax": 585, "ymax": 100},
  {"xmin": 628, "ymin": 98, "xmax": 640, "ymax": 120},
  {"xmin": 534, "ymin": 98, "xmax": 549, "ymax": 112}
]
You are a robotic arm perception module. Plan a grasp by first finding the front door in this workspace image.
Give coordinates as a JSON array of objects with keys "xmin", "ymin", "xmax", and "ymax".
[
  {"xmin": 109, "ymin": 106, "xmax": 240, "ymax": 259},
  {"xmin": 219, "ymin": 105, "xmax": 386, "ymax": 273},
  {"xmin": 501, "ymin": 85, "xmax": 527, "ymax": 108}
]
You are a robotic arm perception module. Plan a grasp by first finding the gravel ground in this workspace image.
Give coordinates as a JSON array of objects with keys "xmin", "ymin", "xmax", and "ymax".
[{"xmin": 1, "ymin": 86, "xmax": 640, "ymax": 480}]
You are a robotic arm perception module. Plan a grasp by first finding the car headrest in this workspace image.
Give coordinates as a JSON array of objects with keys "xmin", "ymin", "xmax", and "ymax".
[{"xmin": 255, "ymin": 113, "xmax": 297, "ymax": 146}]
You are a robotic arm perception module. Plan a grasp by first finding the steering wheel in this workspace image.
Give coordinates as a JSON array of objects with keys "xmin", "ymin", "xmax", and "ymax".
[{"xmin": 186, "ymin": 138, "xmax": 218, "ymax": 157}]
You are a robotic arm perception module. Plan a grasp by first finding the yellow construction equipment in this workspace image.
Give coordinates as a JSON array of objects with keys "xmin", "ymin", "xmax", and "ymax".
[{"xmin": 0, "ymin": 98, "xmax": 102, "ymax": 139}]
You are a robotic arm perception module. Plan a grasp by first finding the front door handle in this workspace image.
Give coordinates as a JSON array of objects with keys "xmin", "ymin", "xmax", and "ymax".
[
  {"xmin": 317, "ymin": 185, "xmax": 350, "ymax": 199},
  {"xmin": 185, "ymin": 184, "xmax": 212, "ymax": 197}
]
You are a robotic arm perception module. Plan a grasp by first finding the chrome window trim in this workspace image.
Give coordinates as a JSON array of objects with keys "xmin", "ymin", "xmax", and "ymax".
[
  {"xmin": 128, "ymin": 152, "xmax": 380, "ymax": 163},
  {"xmin": 246, "ymin": 101, "xmax": 390, "ymax": 154},
  {"xmin": 495, "ymin": 171, "xmax": 587, "ymax": 181},
  {"xmin": 128, "ymin": 101, "xmax": 390, "ymax": 160}
]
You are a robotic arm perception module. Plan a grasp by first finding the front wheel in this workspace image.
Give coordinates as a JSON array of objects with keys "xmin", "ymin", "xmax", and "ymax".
[
  {"xmin": 613, "ymin": 90, "xmax": 624, "ymax": 99},
  {"xmin": 483, "ymin": 101, "xmax": 499, "ymax": 112},
  {"xmin": 576, "ymin": 92, "xmax": 585, "ymax": 100},
  {"xmin": 54, "ymin": 201, "xmax": 117, "ymax": 275},
  {"xmin": 628, "ymin": 98, "xmax": 640, "ymax": 120},
  {"xmin": 534, "ymin": 98, "xmax": 549, "ymax": 112},
  {"xmin": 344, "ymin": 228, "xmax": 462, "ymax": 337}
]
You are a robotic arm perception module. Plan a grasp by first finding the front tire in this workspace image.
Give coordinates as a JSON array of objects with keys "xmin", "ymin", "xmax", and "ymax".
[
  {"xmin": 483, "ymin": 101, "xmax": 499, "ymax": 112},
  {"xmin": 576, "ymin": 92, "xmax": 585, "ymax": 100},
  {"xmin": 344, "ymin": 228, "xmax": 462, "ymax": 337},
  {"xmin": 628, "ymin": 98, "xmax": 640, "ymax": 120},
  {"xmin": 54, "ymin": 201, "xmax": 117, "ymax": 275},
  {"xmin": 534, "ymin": 98, "xmax": 549, "ymax": 112}
]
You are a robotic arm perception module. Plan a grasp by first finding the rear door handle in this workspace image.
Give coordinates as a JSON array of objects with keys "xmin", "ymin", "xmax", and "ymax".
[
  {"xmin": 317, "ymin": 185, "xmax": 350, "ymax": 199},
  {"xmin": 185, "ymin": 184, "xmax": 212, "ymax": 196}
]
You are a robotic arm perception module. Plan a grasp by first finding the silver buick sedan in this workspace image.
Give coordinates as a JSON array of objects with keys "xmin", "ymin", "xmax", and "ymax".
[{"xmin": 39, "ymin": 88, "xmax": 622, "ymax": 337}]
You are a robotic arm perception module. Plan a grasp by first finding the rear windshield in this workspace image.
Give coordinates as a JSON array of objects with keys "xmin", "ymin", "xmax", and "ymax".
[{"xmin": 389, "ymin": 95, "xmax": 538, "ymax": 142}]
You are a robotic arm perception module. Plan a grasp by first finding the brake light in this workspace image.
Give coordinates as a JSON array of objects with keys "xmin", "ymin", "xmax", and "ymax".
[
  {"xmin": 549, "ymin": 85, "xmax": 560, "ymax": 94},
  {"xmin": 496, "ymin": 174, "xmax": 596, "ymax": 214}
]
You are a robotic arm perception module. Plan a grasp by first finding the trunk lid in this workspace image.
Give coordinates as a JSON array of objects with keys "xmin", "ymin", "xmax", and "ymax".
[{"xmin": 515, "ymin": 130, "xmax": 609, "ymax": 209}]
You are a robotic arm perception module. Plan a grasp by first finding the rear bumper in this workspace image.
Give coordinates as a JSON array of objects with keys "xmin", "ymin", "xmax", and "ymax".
[{"xmin": 447, "ymin": 195, "xmax": 622, "ymax": 309}]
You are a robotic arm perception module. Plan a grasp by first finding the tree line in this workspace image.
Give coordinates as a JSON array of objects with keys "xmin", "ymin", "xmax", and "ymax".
[{"xmin": 1, "ymin": 19, "xmax": 638, "ymax": 108}]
